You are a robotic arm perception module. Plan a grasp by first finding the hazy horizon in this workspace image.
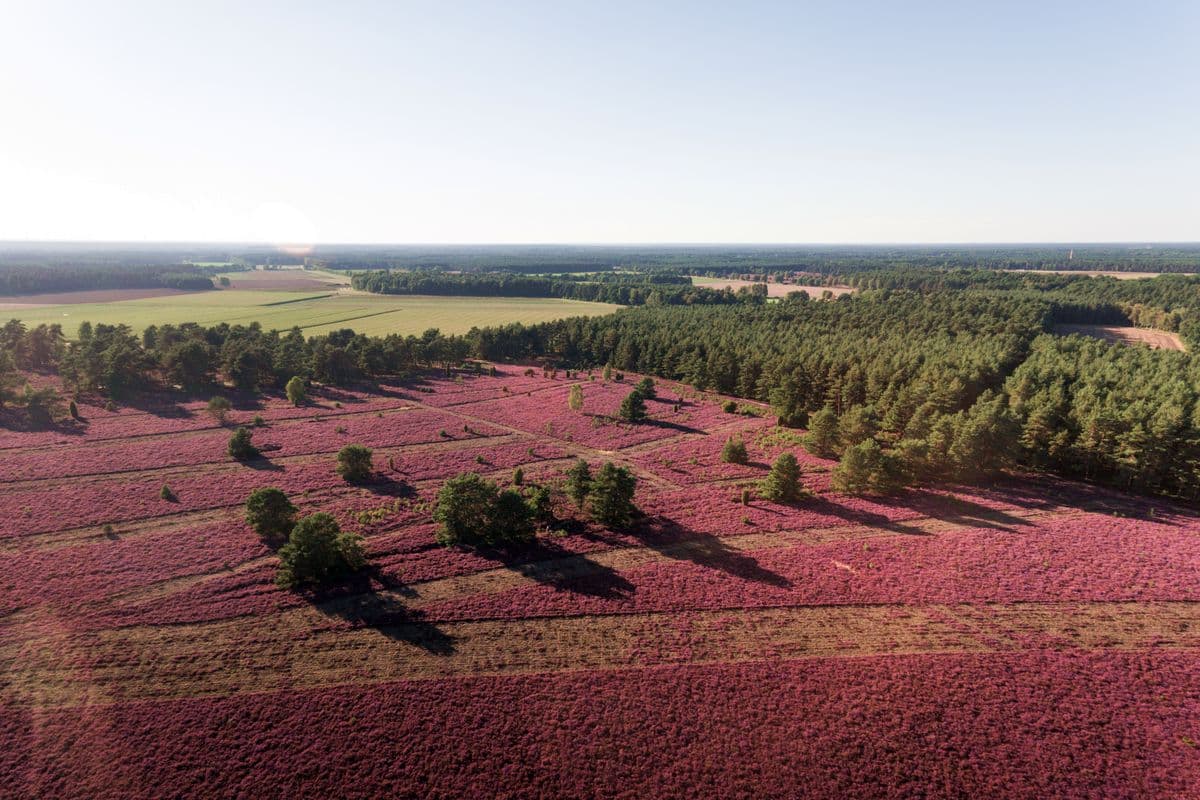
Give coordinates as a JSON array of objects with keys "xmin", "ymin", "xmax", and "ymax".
[{"xmin": 3, "ymin": 1, "xmax": 1197, "ymax": 244}]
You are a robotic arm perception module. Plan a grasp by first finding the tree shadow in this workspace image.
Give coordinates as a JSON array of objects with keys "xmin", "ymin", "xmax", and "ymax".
[
  {"xmin": 635, "ymin": 515, "xmax": 792, "ymax": 588},
  {"xmin": 241, "ymin": 455, "xmax": 284, "ymax": 472},
  {"xmin": 898, "ymin": 490, "xmax": 1036, "ymax": 533},
  {"xmin": 479, "ymin": 538, "xmax": 636, "ymax": 599},
  {"xmin": 360, "ymin": 475, "xmax": 417, "ymax": 498},
  {"xmin": 801, "ymin": 495, "xmax": 935, "ymax": 536},
  {"xmin": 313, "ymin": 568, "xmax": 455, "ymax": 655}
]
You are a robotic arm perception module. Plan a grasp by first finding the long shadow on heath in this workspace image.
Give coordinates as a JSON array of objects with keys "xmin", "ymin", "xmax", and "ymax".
[
  {"xmin": 635, "ymin": 515, "xmax": 792, "ymax": 588},
  {"xmin": 313, "ymin": 567, "xmax": 455, "ymax": 655},
  {"xmin": 478, "ymin": 537, "xmax": 636, "ymax": 600}
]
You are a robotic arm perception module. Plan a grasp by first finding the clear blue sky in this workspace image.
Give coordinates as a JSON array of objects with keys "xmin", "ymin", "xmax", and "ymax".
[{"xmin": 1, "ymin": 0, "xmax": 1196, "ymax": 244}]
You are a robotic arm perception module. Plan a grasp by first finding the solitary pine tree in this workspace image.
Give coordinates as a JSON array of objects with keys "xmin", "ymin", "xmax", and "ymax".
[
  {"xmin": 619, "ymin": 389, "xmax": 646, "ymax": 423},
  {"xmin": 568, "ymin": 383, "xmax": 584, "ymax": 411},
  {"xmin": 759, "ymin": 452, "xmax": 804, "ymax": 502},
  {"xmin": 721, "ymin": 436, "xmax": 749, "ymax": 464},
  {"xmin": 588, "ymin": 462, "xmax": 638, "ymax": 527}
]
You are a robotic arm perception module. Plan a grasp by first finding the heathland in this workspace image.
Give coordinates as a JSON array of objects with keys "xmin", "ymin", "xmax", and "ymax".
[{"xmin": 1, "ymin": 365, "xmax": 1197, "ymax": 798}]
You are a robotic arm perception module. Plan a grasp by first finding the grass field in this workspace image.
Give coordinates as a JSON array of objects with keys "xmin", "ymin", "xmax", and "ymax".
[{"xmin": 6, "ymin": 290, "xmax": 622, "ymax": 338}]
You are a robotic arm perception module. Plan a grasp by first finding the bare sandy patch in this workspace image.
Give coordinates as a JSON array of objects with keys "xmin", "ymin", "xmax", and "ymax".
[{"xmin": 1054, "ymin": 324, "xmax": 1185, "ymax": 351}]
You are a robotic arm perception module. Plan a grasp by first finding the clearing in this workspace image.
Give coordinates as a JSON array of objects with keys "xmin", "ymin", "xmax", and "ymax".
[
  {"xmin": 1, "ymin": 367, "xmax": 1198, "ymax": 798},
  {"xmin": 690, "ymin": 276, "xmax": 854, "ymax": 298},
  {"xmin": 1054, "ymin": 323, "xmax": 1186, "ymax": 351}
]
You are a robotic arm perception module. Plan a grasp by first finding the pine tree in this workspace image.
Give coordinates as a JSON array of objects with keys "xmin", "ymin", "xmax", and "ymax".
[
  {"xmin": 803, "ymin": 406, "xmax": 840, "ymax": 458},
  {"xmin": 619, "ymin": 389, "xmax": 646, "ymax": 422},
  {"xmin": 759, "ymin": 452, "xmax": 804, "ymax": 502},
  {"xmin": 564, "ymin": 459, "xmax": 592, "ymax": 508},
  {"xmin": 568, "ymin": 383, "xmax": 584, "ymax": 411},
  {"xmin": 588, "ymin": 462, "xmax": 638, "ymax": 527},
  {"xmin": 721, "ymin": 436, "xmax": 749, "ymax": 464},
  {"xmin": 832, "ymin": 439, "xmax": 901, "ymax": 495}
]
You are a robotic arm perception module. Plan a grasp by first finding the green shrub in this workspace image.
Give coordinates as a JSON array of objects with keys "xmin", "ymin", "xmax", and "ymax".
[
  {"xmin": 759, "ymin": 452, "xmax": 804, "ymax": 502},
  {"xmin": 619, "ymin": 389, "xmax": 646, "ymax": 422},
  {"xmin": 588, "ymin": 462, "xmax": 638, "ymax": 528},
  {"xmin": 274, "ymin": 513, "xmax": 366, "ymax": 589},
  {"xmin": 207, "ymin": 396, "xmax": 232, "ymax": 424},
  {"xmin": 336, "ymin": 444, "xmax": 373, "ymax": 482},
  {"xmin": 285, "ymin": 376, "xmax": 306, "ymax": 407},
  {"xmin": 433, "ymin": 472, "xmax": 533, "ymax": 546},
  {"xmin": 564, "ymin": 458, "xmax": 592, "ymax": 508},
  {"xmin": 227, "ymin": 427, "xmax": 258, "ymax": 460},
  {"xmin": 723, "ymin": 400, "xmax": 738, "ymax": 414},
  {"xmin": 244, "ymin": 487, "xmax": 297, "ymax": 539},
  {"xmin": 160, "ymin": 484, "xmax": 175, "ymax": 501},
  {"xmin": 721, "ymin": 436, "xmax": 749, "ymax": 464}
]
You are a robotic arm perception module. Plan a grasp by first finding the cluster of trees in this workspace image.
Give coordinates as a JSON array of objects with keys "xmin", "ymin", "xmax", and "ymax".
[
  {"xmin": 431, "ymin": 458, "xmax": 639, "ymax": 546},
  {"xmin": 352, "ymin": 270, "xmax": 767, "ymax": 307},
  {"xmin": 1005, "ymin": 336, "xmax": 1200, "ymax": 497},
  {"xmin": 243, "ymin": 487, "xmax": 367, "ymax": 589},
  {"xmin": 20, "ymin": 320, "xmax": 477, "ymax": 399}
]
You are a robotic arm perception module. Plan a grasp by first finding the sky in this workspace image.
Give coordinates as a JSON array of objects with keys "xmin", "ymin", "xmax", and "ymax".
[{"xmin": 1, "ymin": 0, "xmax": 1197, "ymax": 244}]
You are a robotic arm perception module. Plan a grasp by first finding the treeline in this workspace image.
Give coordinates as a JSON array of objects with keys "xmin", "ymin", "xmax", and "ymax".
[
  {"xmin": 819, "ymin": 268, "xmax": 1200, "ymax": 343},
  {"xmin": 467, "ymin": 290, "xmax": 1200, "ymax": 500},
  {"xmin": 0, "ymin": 265, "xmax": 218, "ymax": 296},
  {"xmin": 351, "ymin": 270, "xmax": 766, "ymax": 306},
  {"xmin": 306, "ymin": 243, "xmax": 1200, "ymax": 275}
]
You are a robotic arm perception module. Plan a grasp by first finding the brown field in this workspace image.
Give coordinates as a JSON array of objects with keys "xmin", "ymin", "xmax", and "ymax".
[
  {"xmin": 0, "ymin": 287, "xmax": 188, "ymax": 310},
  {"xmin": 691, "ymin": 276, "xmax": 854, "ymax": 298},
  {"xmin": 1054, "ymin": 323, "xmax": 1186, "ymax": 351},
  {"xmin": 220, "ymin": 270, "xmax": 349, "ymax": 291}
]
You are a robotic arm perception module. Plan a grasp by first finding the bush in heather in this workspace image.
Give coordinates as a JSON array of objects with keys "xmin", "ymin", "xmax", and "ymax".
[
  {"xmin": 336, "ymin": 444, "xmax": 373, "ymax": 482},
  {"xmin": 227, "ymin": 427, "xmax": 258, "ymax": 460},
  {"xmin": 244, "ymin": 487, "xmax": 298, "ymax": 540},
  {"xmin": 564, "ymin": 458, "xmax": 592, "ymax": 508},
  {"xmin": 274, "ymin": 512, "xmax": 366, "ymax": 589},
  {"xmin": 619, "ymin": 389, "xmax": 646, "ymax": 423},
  {"xmin": 512, "ymin": 467, "xmax": 524, "ymax": 486},
  {"xmin": 159, "ymin": 484, "xmax": 175, "ymax": 501},
  {"xmin": 721, "ymin": 436, "xmax": 749, "ymax": 465},
  {"xmin": 568, "ymin": 383, "xmax": 584, "ymax": 411},
  {"xmin": 723, "ymin": 400, "xmax": 738, "ymax": 414},
  {"xmin": 207, "ymin": 396, "xmax": 232, "ymax": 424},
  {"xmin": 68, "ymin": 400, "xmax": 80, "ymax": 420},
  {"xmin": 636, "ymin": 377, "xmax": 656, "ymax": 399},
  {"xmin": 589, "ymin": 462, "xmax": 638, "ymax": 527},
  {"xmin": 285, "ymin": 376, "xmax": 306, "ymax": 407},
  {"xmin": 803, "ymin": 407, "xmax": 840, "ymax": 458},
  {"xmin": 759, "ymin": 452, "xmax": 804, "ymax": 502}
]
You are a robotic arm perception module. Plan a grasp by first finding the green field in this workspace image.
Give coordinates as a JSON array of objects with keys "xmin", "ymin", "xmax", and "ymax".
[{"xmin": 8, "ymin": 290, "xmax": 622, "ymax": 339}]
